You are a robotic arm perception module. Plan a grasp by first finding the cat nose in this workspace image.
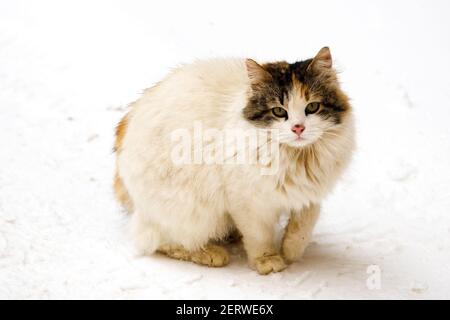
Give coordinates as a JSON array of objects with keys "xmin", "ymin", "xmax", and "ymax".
[{"xmin": 291, "ymin": 124, "xmax": 305, "ymax": 136}]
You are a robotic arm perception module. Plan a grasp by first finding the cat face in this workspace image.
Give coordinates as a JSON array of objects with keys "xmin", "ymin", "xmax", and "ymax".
[{"xmin": 243, "ymin": 47, "xmax": 350, "ymax": 148}]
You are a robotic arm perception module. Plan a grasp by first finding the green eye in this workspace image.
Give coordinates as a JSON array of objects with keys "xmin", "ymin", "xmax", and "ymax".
[
  {"xmin": 305, "ymin": 102, "xmax": 321, "ymax": 115},
  {"xmin": 272, "ymin": 107, "xmax": 288, "ymax": 119}
]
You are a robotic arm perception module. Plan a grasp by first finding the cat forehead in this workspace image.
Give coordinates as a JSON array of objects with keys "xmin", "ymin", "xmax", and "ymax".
[
  {"xmin": 287, "ymin": 82, "xmax": 312, "ymax": 109},
  {"xmin": 262, "ymin": 59, "xmax": 318, "ymax": 102}
]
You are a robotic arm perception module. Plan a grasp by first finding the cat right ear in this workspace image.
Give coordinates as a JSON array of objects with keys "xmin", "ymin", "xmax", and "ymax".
[
  {"xmin": 308, "ymin": 47, "xmax": 333, "ymax": 72},
  {"xmin": 245, "ymin": 59, "xmax": 271, "ymax": 85}
]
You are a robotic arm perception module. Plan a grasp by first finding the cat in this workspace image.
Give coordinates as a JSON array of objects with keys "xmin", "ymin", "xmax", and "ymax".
[{"xmin": 114, "ymin": 47, "xmax": 355, "ymax": 275}]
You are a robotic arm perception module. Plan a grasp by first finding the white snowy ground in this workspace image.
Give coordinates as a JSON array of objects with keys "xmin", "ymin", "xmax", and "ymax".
[{"xmin": 1, "ymin": 0, "xmax": 450, "ymax": 299}]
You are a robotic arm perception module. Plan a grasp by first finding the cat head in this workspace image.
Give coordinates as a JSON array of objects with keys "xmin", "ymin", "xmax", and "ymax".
[{"xmin": 243, "ymin": 47, "xmax": 351, "ymax": 148}]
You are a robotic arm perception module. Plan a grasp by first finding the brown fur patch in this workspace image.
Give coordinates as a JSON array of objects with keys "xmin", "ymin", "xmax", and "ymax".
[
  {"xmin": 113, "ymin": 113, "xmax": 134, "ymax": 212},
  {"xmin": 114, "ymin": 113, "xmax": 129, "ymax": 153},
  {"xmin": 114, "ymin": 170, "xmax": 133, "ymax": 212},
  {"xmin": 292, "ymin": 74, "xmax": 310, "ymax": 100}
]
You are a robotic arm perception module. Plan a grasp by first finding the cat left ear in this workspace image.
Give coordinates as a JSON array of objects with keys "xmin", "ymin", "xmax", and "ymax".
[
  {"xmin": 245, "ymin": 59, "xmax": 272, "ymax": 84},
  {"xmin": 308, "ymin": 47, "xmax": 333, "ymax": 71}
]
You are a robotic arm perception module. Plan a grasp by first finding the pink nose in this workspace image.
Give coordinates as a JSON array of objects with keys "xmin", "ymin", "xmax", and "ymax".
[{"xmin": 291, "ymin": 124, "xmax": 305, "ymax": 136}]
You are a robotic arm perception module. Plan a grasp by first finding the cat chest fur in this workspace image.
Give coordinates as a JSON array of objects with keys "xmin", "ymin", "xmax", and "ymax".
[{"xmin": 273, "ymin": 144, "xmax": 346, "ymax": 211}]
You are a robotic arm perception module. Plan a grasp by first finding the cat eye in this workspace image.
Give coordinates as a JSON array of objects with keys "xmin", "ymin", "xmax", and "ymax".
[
  {"xmin": 271, "ymin": 107, "xmax": 288, "ymax": 119},
  {"xmin": 305, "ymin": 102, "xmax": 321, "ymax": 115}
]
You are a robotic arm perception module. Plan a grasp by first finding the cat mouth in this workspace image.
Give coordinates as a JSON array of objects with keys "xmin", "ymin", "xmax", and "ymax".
[
  {"xmin": 293, "ymin": 136, "xmax": 306, "ymax": 143},
  {"xmin": 292, "ymin": 136, "xmax": 315, "ymax": 147},
  {"xmin": 285, "ymin": 137, "xmax": 308, "ymax": 147}
]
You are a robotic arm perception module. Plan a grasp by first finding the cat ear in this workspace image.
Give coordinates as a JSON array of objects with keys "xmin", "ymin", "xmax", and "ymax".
[
  {"xmin": 308, "ymin": 47, "xmax": 333, "ymax": 71},
  {"xmin": 245, "ymin": 59, "xmax": 272, "ymax": 84}
]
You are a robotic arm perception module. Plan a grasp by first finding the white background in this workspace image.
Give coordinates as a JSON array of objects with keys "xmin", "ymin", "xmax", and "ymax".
[{"xmin": 1, "ymin": 0, "xmax": 450, "ymax": 299}]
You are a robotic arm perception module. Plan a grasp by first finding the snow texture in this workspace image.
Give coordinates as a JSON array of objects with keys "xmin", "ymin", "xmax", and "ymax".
[{"xmin": 1, "ymin": 0, "xmax": 450, "ymax": 299}]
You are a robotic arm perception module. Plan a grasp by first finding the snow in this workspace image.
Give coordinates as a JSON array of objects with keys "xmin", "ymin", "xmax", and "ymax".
[{"xmin": 1, "ymin": 0, "xmax": 450, "ymax": 299}]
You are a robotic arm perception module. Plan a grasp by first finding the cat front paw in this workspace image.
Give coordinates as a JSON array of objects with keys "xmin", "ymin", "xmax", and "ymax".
[
  {"xmin": 253, "ymin": 254, "xmax": 287, "ymax": 275},
  {"xmin": 191, "ymin": 244, "xmax": 230, "ymax": 267}
]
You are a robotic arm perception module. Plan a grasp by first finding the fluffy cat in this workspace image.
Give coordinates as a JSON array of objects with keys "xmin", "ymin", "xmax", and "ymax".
[{"xmin": 114, "ymin": 47, "xmax": 355, "ymax": 275}]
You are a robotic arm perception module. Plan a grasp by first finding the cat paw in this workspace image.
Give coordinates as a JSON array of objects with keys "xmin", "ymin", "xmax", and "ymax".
[
  {"xmin": 253, "ymin": 254, "xmax": 287, "ymax": 275},
  {"xmin": 191, "ymin": 245, "xmax": 230, "ymax": 267}
]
